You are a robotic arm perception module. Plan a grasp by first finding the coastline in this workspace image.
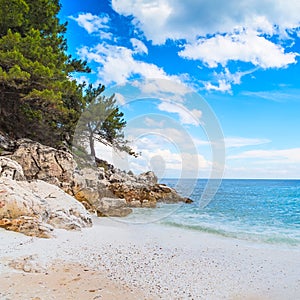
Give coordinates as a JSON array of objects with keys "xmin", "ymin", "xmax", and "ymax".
[{"xmin": 1, "ymin": 216, "xmax": 300, "ymax": 299}]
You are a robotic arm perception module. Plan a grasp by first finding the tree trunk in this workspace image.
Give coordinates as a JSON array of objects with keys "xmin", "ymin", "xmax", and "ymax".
[{"xmin": 89, "ymin": 134, "xmax": 96, "ymax": 158}]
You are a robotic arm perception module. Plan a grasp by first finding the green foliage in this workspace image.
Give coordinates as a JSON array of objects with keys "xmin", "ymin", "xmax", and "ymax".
[
  {"xmin": 0, "ymin": 0, "xmax": 88, "ymax": 146},
  {"xmin": 76, "ymin": 84, "xmax": 136, "ymax": 158},
  {"xmin": 0, "ymin": 0, "xmax": 133, "ymax": 157},
  {"xmin": 0, "ymin": 0, "xmax": 29, "ymax": 36}
]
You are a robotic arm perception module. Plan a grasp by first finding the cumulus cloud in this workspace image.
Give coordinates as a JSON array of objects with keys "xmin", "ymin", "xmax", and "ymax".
[
  {"xmin": 129, "ymin": 136, "xmax": 210, "ymax": 177},
  {"xmin": 112, "ymin": 0, "xmax": 300, "ymax": 44},
  {"xmin": 129, "ymin": 78, "xmax": 191, "ymax": 104},
  {"xmin": 96, "ymin": 129, "xmax": 211, "ymax": 177},
  {"xmin": 78, "ymin": 43, "xmax": 169, "ymax": 85},
  {"xmin": 144, "ymin": 117, "xmax": 165, "ymax": 128},
  {"xmin": 112, "ymin": 0, "xmax": 300, "ymax": 92},
  {"xmin": 179, "ymin": 29, "xmax": 298, "ymax": 69},
  {"xmin": 69, "ymin": 13, "xmax": 112, "ymax": 39},
  {"xmin": 130, "ymin": 38, "xmax": 148, "ymax": 54}
]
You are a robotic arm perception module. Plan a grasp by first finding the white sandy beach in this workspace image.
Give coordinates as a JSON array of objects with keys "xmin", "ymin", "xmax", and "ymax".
[{"xmin": 1, "ymin": 216, "xmax": 300, "ymax": 299}]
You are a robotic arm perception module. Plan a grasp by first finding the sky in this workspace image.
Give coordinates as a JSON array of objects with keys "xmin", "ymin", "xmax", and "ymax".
[{"xmin": 59, "ymin": 0, "xmax": 300, "ymax": 179}]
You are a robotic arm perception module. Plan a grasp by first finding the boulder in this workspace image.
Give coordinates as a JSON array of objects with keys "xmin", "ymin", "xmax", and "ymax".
[
  {"xmin": 0, "ymin": 178, "xmax": 92, "ymax": 237},
  {"xmin": 72, "ymin": 168, "xmax": 115, "ymax": 208},
  {"xmin": 96, "ymin": 197, "xmax": 132, "ymax": 217},
  {"xmin": 26, "ymin": 180, "xmax": 92, "ymax": 230},
  {"xmin": 0, "ymin": 178, "xmax": 49, "ymax": 220},
  {"xmin": 0, "ymin": 157, "xmax": 24, "ymax": 180}
]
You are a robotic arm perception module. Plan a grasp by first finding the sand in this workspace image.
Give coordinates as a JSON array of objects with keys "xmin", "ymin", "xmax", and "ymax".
[{"xmin": 1, "ymin": 216, "xmax": 300, "ymax": 299}]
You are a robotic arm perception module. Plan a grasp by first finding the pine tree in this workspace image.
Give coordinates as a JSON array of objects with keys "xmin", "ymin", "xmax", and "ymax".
[
  {"xmin": 75, "ymin": 84, "xmax": 137, "ymax": 158},
  {"xmin": 0, "ymin": 0, "xmax": 90, "ymax": 146}
]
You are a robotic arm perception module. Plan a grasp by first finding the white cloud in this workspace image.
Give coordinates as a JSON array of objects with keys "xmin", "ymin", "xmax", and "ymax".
[
  {"xmin": 225, "ymin": 137, "xmax": 271, "ymax": 148},
  {"xmin": 203, "ymin": 67, "xmax": 258, "ymax": 93},
  {"xmin": 69, "ymin": 13, "xmax": 112, "ymax": 39},
  {"xmin": 179, "ymin": 29, "xmax": 298, "ymax": 69},
  {"xmin": 130, "ymin": 38, "xmax": 148, "ymax": 54},
  {"xmin": 204, "ymin": 80, "xmax": 232, "ymax": 93},
  {"xmin": 137, "ymin": 78, "xmax": 190, "ymax": 98},
  {"xmin": 129, "ymin": 136, "xmax": 210, "ymax": 177},
  {"xmin": 157, "ymin": 101, "xmax": 202, "ymax": 126},
  {"xmin": 112, "ymin": 0, "xmax": 300, "ymax": 45},
  {"xmin": 228, "ymin": 148, "xmax": 300, "ymax": 163},
  {"xmin": 225, "ymin": 147, "xmax": 300, "ymax": 178},
  {"xmin": 112, "ymin": 0, "xmax": 300, "ymax": 92},
  {"xmin": 78, "ymin": 43, "xmax": 169, "ymax": 85},
  {"xmin": 96, "ymin": 130, "xmax": 211, "ymax": 178}
]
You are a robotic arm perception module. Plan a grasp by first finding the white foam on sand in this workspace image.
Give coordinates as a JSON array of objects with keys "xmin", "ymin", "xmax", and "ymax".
[{"xmin": 1, "ymin": 216, "xmax": 300, "ymax": 299}]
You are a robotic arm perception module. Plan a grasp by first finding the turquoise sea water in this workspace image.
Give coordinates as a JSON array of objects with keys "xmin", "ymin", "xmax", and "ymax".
[{"xmin": 124, "ymin": 179, "xmax": 300, "ymax": 245}]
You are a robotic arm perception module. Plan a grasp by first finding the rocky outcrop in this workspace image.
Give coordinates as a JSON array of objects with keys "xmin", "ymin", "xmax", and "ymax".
[
  {"xmin": 10, "ymin": 139, "xmax": 76, "ymax": 193},
  {"xmin": 0, "ymin": 158, "xmax": 92, "ymax": 238},
  {"xmin": 1, "ymin": 138, "xmax": 192, "ymax": 229},
  {"xmin": 108, "ymin": 171, "xmax": 192, "ymax": 207}
]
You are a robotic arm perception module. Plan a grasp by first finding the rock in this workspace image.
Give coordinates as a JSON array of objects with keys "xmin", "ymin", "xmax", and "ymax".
[
  {"xmin": 3, "ymin": 138, "xmax": 191, "ymax": 224},
  {"xmin": 0, "ymin": 131, "xmax": 15, "ymax": 153},
  {"xmin": 109, "ymin": 173, "xmax": 124, "ymax": 183},
  {"xmin": 98, "ymin": 197, "xmax": 127, "ymax": 209},
  {"xmin": 157, "ymin": 184, "xmax": 172, "ymax": 193},
  {"xmin": 141, "ymin": 200, "xmax": 156, "ymax": 208},
  {"xmin": 0, "ymin": 178, "xmax": 49, "ymax": 220},
  {"xmin": 0, "ymin": 216, "xmax": 54, "ymax": 238},
  {"xmin": 96, "ymin": 197, "xmax": 132, "ymax": 217},
  {"xmin": 10, "ymin": 139, "xmax": 76, "ymax": 192},
  {"xmin": 184, "ymin": 197, "xmax": 193, "ymax": 204},
  {"xmin": 137, "ymin": 171, "xmax": 158, "ymax": 185},
  {"xmin": 74, "ymin": 187, "xmax": 100, "ymax": 206},
  {"xmin": 97, "ymin": 207, "xmax": 132, "ymax": 217},
  {"xmin": 0, "ymin": 178, "xmax": 92, "ymax": 237},
  {"xmin": 72, "ymin": 168, "xmax": 115, "ymax": 208},
  {"xmin": 127, "ymin": 200, "xmax": 142, "ymax": 207},
  {"xmin": 26, "ymin": 180, "xmax": 92, "ymax": 230},
  {"xmin": 0, "ymin": 157, "xmax": 24, "ymax": 180}
]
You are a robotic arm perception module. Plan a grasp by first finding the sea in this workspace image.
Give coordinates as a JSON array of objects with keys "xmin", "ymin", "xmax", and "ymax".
[{"xmin": 124, "ymin": 179, "xmax": 300, "ymax": 246}]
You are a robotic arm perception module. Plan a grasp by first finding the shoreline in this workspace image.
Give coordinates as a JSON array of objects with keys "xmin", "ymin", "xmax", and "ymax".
[{"xmin": 1, "ymin": 216, "xmax": 300, "ymax": 299}]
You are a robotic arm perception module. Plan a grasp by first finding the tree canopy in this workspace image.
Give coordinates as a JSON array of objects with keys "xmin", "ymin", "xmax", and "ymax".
[
  {"xmin": 75, "ymin": 84, "xmax": 137, "ymax": 158},
  {"xmin": 0, "ymin": 0, "xmax": 134, "ymax": 158},
  {"xmin": 0, "ymin": 0, "xmax": 90, "ymax": 146}
]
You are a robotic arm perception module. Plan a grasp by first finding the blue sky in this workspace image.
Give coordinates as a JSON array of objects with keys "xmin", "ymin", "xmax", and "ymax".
[{"xmin": 60, "ymin": 0, "xmax": 300, "ymax": 179}]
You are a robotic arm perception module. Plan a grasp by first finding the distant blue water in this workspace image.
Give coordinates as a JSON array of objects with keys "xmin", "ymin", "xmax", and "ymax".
[{"xmin": 125, "ymin": 179, "xmax": 300, "ymax": 245}]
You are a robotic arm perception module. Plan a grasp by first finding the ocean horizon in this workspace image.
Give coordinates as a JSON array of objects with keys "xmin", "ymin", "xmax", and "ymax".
[{"xmin": 124, "ymin": 178, "xmax": 300, "ymax": 246}]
